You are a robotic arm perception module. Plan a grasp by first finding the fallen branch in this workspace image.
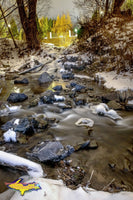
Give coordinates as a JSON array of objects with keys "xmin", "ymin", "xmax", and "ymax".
[
  {"xmin": 102, "ymin": 178, "xmax": 115, "ymax": 191},
  {"xmin": 19, "ymin": 60, "xmax": 52, "ymax": 75},
  {"xmin": 86, "ymin": 170, "xmax": 95, "ymax": 187}
]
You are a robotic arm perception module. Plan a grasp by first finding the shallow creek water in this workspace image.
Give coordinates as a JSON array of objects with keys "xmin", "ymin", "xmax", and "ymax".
[{"xmin": 0, "ymin": 75, "xmax": 133, "ymax": 193}]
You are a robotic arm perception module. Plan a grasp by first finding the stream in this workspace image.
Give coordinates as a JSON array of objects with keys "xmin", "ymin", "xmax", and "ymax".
[{"xmin": 0, "ymin": 68, "xmax": 133, "ymax": 194}]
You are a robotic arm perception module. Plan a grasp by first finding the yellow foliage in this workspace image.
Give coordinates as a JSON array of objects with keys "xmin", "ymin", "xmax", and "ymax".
[{"xmin": 52, "ymin": 13, "xmax": 73, "ymax": 36}]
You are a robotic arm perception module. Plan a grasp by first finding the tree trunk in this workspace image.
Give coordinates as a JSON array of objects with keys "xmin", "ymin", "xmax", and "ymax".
[
  {"xmin": 16, "ymin": 0, "xmax": 40, "ymax": 49},
  {"xmin": 104, "ymin": 0, "xmax": 109, "ymax": 16},
  {"xmin": 113, "ymin": 0, "xmax": 125, "ymax": 14}
]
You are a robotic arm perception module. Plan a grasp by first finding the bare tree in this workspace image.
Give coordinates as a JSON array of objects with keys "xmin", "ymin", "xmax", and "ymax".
[
  {"xmin": 16, "ymin": 0, "xmax": 40, "ymax": 50},
  {"xmin": 113, "ymin": 0, "xmax": 126, "ymax": 14}
]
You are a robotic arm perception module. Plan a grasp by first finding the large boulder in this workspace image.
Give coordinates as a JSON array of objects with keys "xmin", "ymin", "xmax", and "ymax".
[
  {"xmin": 7, "ymin": 93, "xmax": 28, "ymax": 103},
  {"xmin": 38, "ymin": 72, "xmax": 52, "ymax": 84}
]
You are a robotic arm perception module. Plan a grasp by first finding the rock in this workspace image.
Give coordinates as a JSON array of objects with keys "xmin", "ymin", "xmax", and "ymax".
[
  {"xmin": 62, "ymin": 72, "xmax": 74, "ymax": 80},
  {"xmin": 70, "ymin": 82, "xmax": 77, "ymax": 87},
  {"xmin": 53, "ymin": 103, "xmax": 72, "ymax": 109},
  {"xmin": 14, "ymin": 118, "xmax": 36, "ymax": 136},
  {"xmin": 89, "ymin": 140, "xmax": 98, "ymax": 149},
  {"xmin": 125, "ymin": 99, "xmax": 133, "ymax": 110},
  {"xmin": 66, "ymin": 54, "xmax": 79, "ymax": 62},
  {"xmin": 102, "ymin": 92, "xmax": 119, "ymax": 103},
  {"xmin": 38, "ymin": 72, "xmax": 52, "ymax": 84},
  {"xmin": 75, "ymin": 118, "xmax": 94, "ymax": 128},
  {"xmin": 53, "ymin": 85, "xmax": 62, "ymax": 91},
  {"xmin": 74, "ymin": 140, "xmax": 90, "ymax": 151},
  {"xmin": 40, "ymin": 90, "xmax": 55, "ymax": 104},
  {"xmin": 7, "ymin": 93, "xmax": 28, "ymax": 103},
  {"xmin": 107, "ymin": 100, "xmax": 122, "ymax": 110},
  {"xmin": 27, "ymin": 141, "xmax": 74, "ymax": 163},
  {"xmin": 73, "ymin": 84, "xmax": 86, "ymax": 92},
  {"xmin": 1, "ymin": 119, "xmax": 16, "ymax": 131},
  {"xmin": 29, "ymin": 98, "xmax": 39, "ymax": 108},
  {"xmin": 64, "ymin": 62, "xmax": 78, "ymax": 70},
  {"xmin": 14, "ymin": 78, "xmax": 29, "ymax": 84}
]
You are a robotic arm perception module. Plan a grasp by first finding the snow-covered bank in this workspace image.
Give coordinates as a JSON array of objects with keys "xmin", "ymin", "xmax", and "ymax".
[
  {"xmin": 2, "ymin": 177, "xmax": 133, "ymax": 200},
  {"xmin": 96, "ymin": 71, "xmax": 133, "ymax": 91},
  {"xmin": 0, "ymin": 151, "xmax": 44, "ymax": 178}
]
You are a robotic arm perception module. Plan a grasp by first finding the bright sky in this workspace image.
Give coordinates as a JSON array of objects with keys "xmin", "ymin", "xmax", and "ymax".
[{"xmin": 38, "ymin": 0, "xmax": 79, "ymax": 22}]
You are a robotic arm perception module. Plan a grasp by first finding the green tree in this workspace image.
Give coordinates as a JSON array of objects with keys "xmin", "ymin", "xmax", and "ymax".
[{"xmin": 9, "ymin": 18, "xmax": 19, "ymax": 39}]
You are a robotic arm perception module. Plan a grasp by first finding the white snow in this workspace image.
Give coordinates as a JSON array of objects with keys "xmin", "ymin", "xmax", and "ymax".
[
  {"xmin": 75, "ymin": 118, "xmax": 94, "ymax": 128},
  {"xmin": 90, "ymin": 103, "xmax": 122, "ymax": 120},
  {"xmin": 127, "ymin": 100, "xmax": 133, "ymax": 105},
  {"xmin": 3, "ymin": 129, "xmax": 17, "ymax": 142},
  {"xmin": 0, "ymin": 151, "xmax": 44, "ymax": 178},
  {"xmin": 96, "ymin": 71, "xmax": 133, "ymax": 91},
  {"xmin": 14, "ymin": 119, "xmax": 20, "ymax": 125},
  {"xmin": 5, "ymin": 105, "xmax": 22, "ymax": 112},
  {"xmin": 105, "ymin": 109, "xmax": 122, "ymax": 120},
  {"xmin": 54, "ymin": 95, "xmax": 65, "ymax": 101},
  {"xmin": 4, "ymin": 177, "xmax": 133, "ymax": 200}
]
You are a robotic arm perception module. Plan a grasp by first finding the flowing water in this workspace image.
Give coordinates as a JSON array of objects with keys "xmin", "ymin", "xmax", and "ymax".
[{"xmin": 0, "ymin": 75, "xmax": 133, "ymax": 193}]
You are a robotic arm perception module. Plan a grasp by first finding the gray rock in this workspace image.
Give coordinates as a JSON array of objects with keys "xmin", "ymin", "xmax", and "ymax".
[
  {"xmin": 38, "ymin": 72, "xmax": 52, "ymax": 84},
  {"xmin": 14, "ymin": 78, "xmax": 29, "ymax": 84},
  {"xmin": 62, "ymin": 72, "xmax": 74, "ymax": 80},
  {"xmin": 102, "ymin": 92, "xmax": 119, "ymax": 103},
  {"xmin": 27, "ymin": 141, "xmax": 74, "ymax": 163},
  {"xmin": 40, "ymin": 90, "xmax": 55, "ymax": 104},
  {"xmin": 14, "ymin": 118, "xmax": 36, "ymax": 136},
  {"xmin": 7, "ymin": 93, "xmax": 28, "ymax": 103},
  {"xmin": 74, "ymin": 84, "xmax": 86, "ymax": 92},
  {"xmin": 53, "ymin": 85, "xmax": 62, "ymax": 91}
]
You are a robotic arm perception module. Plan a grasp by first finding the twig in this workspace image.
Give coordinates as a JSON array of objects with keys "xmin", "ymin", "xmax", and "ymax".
[
  {"xmin": 86, "ymin": 170, "xmax": 94, "ymax": 187},
  {"xmin": 19, "ymin": 60, "xmax": 52, "ymax": 75},
  {"xmin": 102, "ymin": 178, "xmax": 115, "ymax": 191}
]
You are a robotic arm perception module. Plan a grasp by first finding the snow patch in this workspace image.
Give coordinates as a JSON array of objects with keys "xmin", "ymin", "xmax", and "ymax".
[
  {"xmin": 54, "ymin": 95, "xmax": 65, "ymax": 101},
  {"xmin": 5, "ymin": 177, "xmax": 133, "ymax": 200},
  {"xmin": 90, "ymin": 103, "xmax": 122, "ymax": 120},
  {"xmin": 96, "ymin": 71, "xmax": 133, "ymax": 91},
  {"xmin": 0, "ymin": 151, "xmax": 44, "ymax": 178},
  {"xmin": 3, "ymin": 128, "xmax": 17, "ymax": 142}
]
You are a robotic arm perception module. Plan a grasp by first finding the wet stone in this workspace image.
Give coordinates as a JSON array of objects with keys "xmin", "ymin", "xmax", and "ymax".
[
  {"xmin": 7, "ymin": 93, "xmax": 28, "ymax": 103},
  {"xmin": 27, "ymin": 141, "xmax": 74, "ymax": 163},
  {"xmin": 14, "ymin": 78, "xmax": 29, "ymax": 84},
  {"xmin": 62, "ymin": 72, "xmax": 74, "ymax": 80},
  {"xmin": 89, "ymin": 140, "xmax": 98, "ymax": 149},
  {"xmin": 53, "ymin": 85, "xmax": 62, "ymax": 91},
  {"xmin": 73, "ymin": 84, "xmax": 86, "ymax": 92},
  {"xmin": 14, "ymin": 118, "xmax": 36, "ymax": 136},
  {"xmin": 38, "ymin": 72, "xmax": 53, "ymax": 84},
  {"xmin": 40, "ymin": 90, "xmax": 55, "ymax": 104}
]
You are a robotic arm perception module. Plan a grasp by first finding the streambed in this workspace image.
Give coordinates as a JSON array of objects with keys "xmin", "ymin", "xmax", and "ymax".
[{"xmin": 0, "ymin": 71, "xmax": 133, "ymax": 194}]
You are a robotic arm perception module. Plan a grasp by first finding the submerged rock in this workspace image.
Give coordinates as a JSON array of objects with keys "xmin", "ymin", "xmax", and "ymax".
[
  {"xmin": 27, "ymin": 141, "xmax": 74, "ymax": 163},
  {"xmin": 7, "ymin": 93, "xmax": 28, "ymax": 103},
  {"xmin": 38, "ymin": 72, "xmax": 52, "ymax": 84},
  {"xmin": 14, "ymin": 78, "xmax": 29, "ymax": 84}
]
